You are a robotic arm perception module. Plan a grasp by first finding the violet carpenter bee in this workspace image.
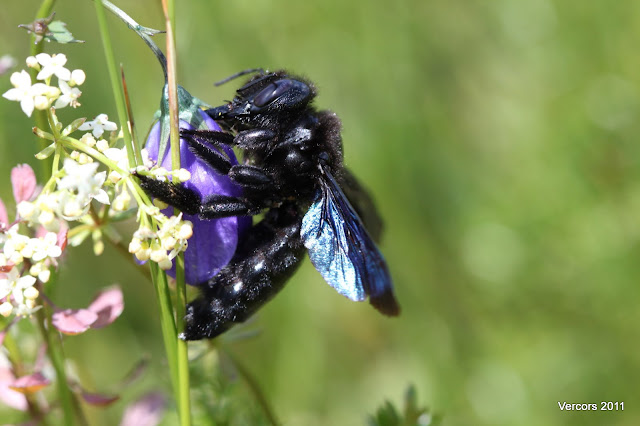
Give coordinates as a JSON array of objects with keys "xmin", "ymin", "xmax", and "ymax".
[{"xmin": 138, "ymin": 69, "xmax": 400, "ymax": 339}]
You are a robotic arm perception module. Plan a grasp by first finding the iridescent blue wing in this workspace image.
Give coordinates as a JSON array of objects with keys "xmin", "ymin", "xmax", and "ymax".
[{"xmin": 301, "ymin": 167, "xmax": 400, "ymax": 316}]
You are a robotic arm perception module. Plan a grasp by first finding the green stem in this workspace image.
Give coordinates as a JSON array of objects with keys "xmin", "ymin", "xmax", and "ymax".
[
  {"xmin": 3, "ymin": 332, "xmax": 48, "ymax": 424},
  {"xmin": 30, "ymin": 0, "xmax": 57, "ymax": 181},
  {"xmin": 161, "ymin": 1, "xmax": 191, "ymax": 424},
  {"xmin": 149, "ymin": 261, "xmax": 179, "ymax": 399},
  {"xmin": 93, "ymin": 0, "xmax": 136, "ymax": 168},
  {"xmin": 36, "ymin": 307, "xmax": 78, "ymax": 425},
  {"xmin": 175, "ymin": 255, "xmax": 191, "ymax": 426}
]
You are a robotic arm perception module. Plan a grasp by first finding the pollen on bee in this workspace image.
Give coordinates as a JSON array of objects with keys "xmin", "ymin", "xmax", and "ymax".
[
  {"xmin": 253, "ymin": 260, "xmax": 264, "ymax": 272},
  {"xmin": 233, "ymin": 281, "xmax": 243, "ymax": 292}
]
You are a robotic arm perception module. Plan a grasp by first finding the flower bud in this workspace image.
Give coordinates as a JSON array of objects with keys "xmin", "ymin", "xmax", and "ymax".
[
  {"xmin": 162, "ymin": 236, "xmax": 177, "ymax": 251},
  {"xmin": 175, "ymin": 168, "xmax": 191, "ymax": 183},
  {"xmin": 39, "ymin": 269, "xmax": 51, "ymax": 283},
  {"xmin": 177, "ymin": 222, "xmax": 193, "ymax": 240},
  {"xmin": 134, "ymin": 248, "xmax": 151, "ymax": 261},
  {"xmin": 150, "ymin": 248, "xmax": 168, "ymax": 263},
  {"xmin": 45, "ymin": 86, "xmax": 61, "ymax": 98},
  {"xmin": 24, "ymin": 286, "xmax": 39, "ymax": 300},
  {"xmin": 80, "ymin": 133, "xmax": 97, "ymax": 147},
  {"xmin": 158, "ymin": 258, "xmax": 173, "ymax": 270},
  {"xmin": 77, "ymin": 153, "xmax": 92, "ymax": 164},
  {"xmin": 38, "ymin": 210, "xmax": 56, "ymax": 227},
  {"xmin": 153, "ymin": 199, "xmax": 169, "ymax": 209},
  {"xmin": 0, "ymin": 302, "xmax": 13, "ymax": 317},
  {"xmin": 17, "ymin": 201, "xmax": 36, "ymax": 220},
  {"xmin": 34, "ymin": 95, "xmax": 50, "ymax": 111},
  {"xmin": 96, "ymin": 138, "xmax": 109, "ymax": 152},
  {"xmin": 70, "ymin": 69, "xmax": 86, "ymax": 86},
  {"xmin": 26, "ymin": 56, "xmax": 39, "ymax": 68}
]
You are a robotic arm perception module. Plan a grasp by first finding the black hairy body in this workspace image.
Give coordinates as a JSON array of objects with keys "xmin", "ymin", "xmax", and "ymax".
[{"xmin": 138, "ymin": 70, "xmax": 399, "ymax": 340}]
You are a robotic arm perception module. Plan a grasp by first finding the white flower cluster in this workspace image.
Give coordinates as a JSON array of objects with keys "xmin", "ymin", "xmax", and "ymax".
[
  {"xmin": 0, "ymin": 226, "xmax": 62, "ymax": 317},
  {"xmin": 128, "ymin": 208, "xmax": 193, "ymax": 270},
  {"xmin": 2, "ymin": 53, "xmax": 85, "ymax": 117},
  {"xmin": 18, "ymin": 158, "xmax": 111, "ymax": 226}
]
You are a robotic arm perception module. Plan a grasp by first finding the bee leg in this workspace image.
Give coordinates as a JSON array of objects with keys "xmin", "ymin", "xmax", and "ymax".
[
  {"xmin": 180, "ymin": 129, "xmax": 234, "ymax": 174},
  {"xmin": 135, "ymin": 173, "xmax": 201, "ymax": 215},
  {"xmin": 228, "ymin": 165, "xmax": 273, "ymax": 190},
  {"xmin": 199, "ymin": 194, "xmax": 264, "ymax": 219},
  {"xmin": 181, "ymin": 128, "xmax": 235, "ymax": 146},
  {"xmin": 234, "ymin": 129, "xmax": 276, "ymax": 151},
  {"xmin": 181, "ymin": 203, "xmax": 305, "ymax": 340},
  {"xmin": 136, "ymin": 173, "xmax": 263, "ymax": 219}
]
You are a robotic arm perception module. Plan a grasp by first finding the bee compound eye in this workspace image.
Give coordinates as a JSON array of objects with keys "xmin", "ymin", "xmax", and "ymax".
[{"xmin": 253, "ymin": 79, "xmax": 297, "ymax": 107}]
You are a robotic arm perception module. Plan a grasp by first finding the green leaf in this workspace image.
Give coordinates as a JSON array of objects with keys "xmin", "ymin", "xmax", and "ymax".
[
  {"xmin": 157, "ymin": 84, "xmax": 210, "ymax": 163},
  {"xmin": 62, "ymin": 118, "xmax": 87, "ymax": 137},
  {"xmin": 35, "ymin": 143, "xmax": 56, "ymax": 160},
  {"xmin": 45, "ymin": 21, "xmax": 85, "ymax": 44},
  {"xmin": 368, "ymin": 385, "xmax": 441, "ymax": 426},
  {"xmin": 369, "ymin": 400, "xmax": 401, "ymax": 426},
  {"xmin": 32, "ymin": 127, "xmax": 54, "ymax": 141},
  {"xmin": 68, "ymin": 229, "xmax": 92, "ymax": 247}
]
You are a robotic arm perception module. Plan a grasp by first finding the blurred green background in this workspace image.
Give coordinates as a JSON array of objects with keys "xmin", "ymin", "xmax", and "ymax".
[{"xmin": 1, "ymin": 0, "xmax": 639, "ymax": 425}]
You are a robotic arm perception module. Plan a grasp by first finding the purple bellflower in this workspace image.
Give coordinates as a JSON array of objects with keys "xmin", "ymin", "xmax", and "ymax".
[{"xmin": 145, "ymin": 88, "xmax": 249, "ymax": 285}]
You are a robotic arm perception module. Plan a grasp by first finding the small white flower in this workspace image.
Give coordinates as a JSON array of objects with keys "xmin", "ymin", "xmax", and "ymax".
[
  {"xmin": 3, "ymin": 225, "xmax": 31, "ymax": 264},
  {"xmin": 54, "ymin": 80, "xmax": 82, "ymax": 109},
  {"xmin": 78, "ymin": 114, "xmax": 117, "ymax": 138},
  {"xmin": 0, "ymin": 267, "xmax": 38, "ymax": 317},
  {"xmin": 29, "ymin": 233, "xmax": 62, "ymax": 262},
  {"xmin": 35, "ymin": 53, "xmax": 71, "ymax": 81},
  {"xmin": 2, "ymin": 70, "xmax": 50, "ymax": 117},
  {"xmin": 58, "ymin": 159, "xmax": 110, "ymax": 206}
]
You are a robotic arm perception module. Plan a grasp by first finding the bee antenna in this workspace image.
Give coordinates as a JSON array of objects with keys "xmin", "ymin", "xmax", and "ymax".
[{"xmin": 214, "ymin": 68, "xmax": 266, "ymax": 86}]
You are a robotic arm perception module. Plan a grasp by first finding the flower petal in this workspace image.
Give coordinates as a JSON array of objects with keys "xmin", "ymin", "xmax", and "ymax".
[
  {"xmin": 52, "ymin": 308, "xmax": 98, "ymax": 335},
  {"xmin": 146, "ymin": 110, "xmax": 250, "ymax": 284},
  {"xmin": 92, "ymin": 189, "xmax": 111, "ymax": 205},
  {"xmin": 0, "ymin": 368, "xmax": 28, "ymax": 410},
  {"xmin": 2, "ymin": 87, "xmax": 22, "ymax": 101},
  {"xmin": 55, "ymin": 67, "xmax": 71, "ymax": 82},
  {"xmin": 120, "ymin": 392, "xmax": 166, "ymax": 426},
  {"xmin": 11, "ymin": 164, "xmax": 37, "ymax": 203},
  {"xmin": 87, "ymin": 286, "xmax": 124, "ymax": 329},
  {"xmin": 34, "ymin": 53, "xmax": 51, "ymax": 66},
  {"xmin": 0, "ymin": 198, "xmax": 8, "ymax": 228},
  {"xmin": 57, "ymin": 224, "xmax": 69, "ymax": 251},
  {"xmin": 19, "ymin": 97, "xmax": 34, "ymax": 117},
  {"xmin": 9, "ymin": 372, "xmax": 50, "ymax": 394},
  {"xmin": 82, "ymin": 391, "xmax": 120, "ymax": 406},
  {"xmin": 54, "ymin": 96, "xmax": 70, "ymax": 109}
]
